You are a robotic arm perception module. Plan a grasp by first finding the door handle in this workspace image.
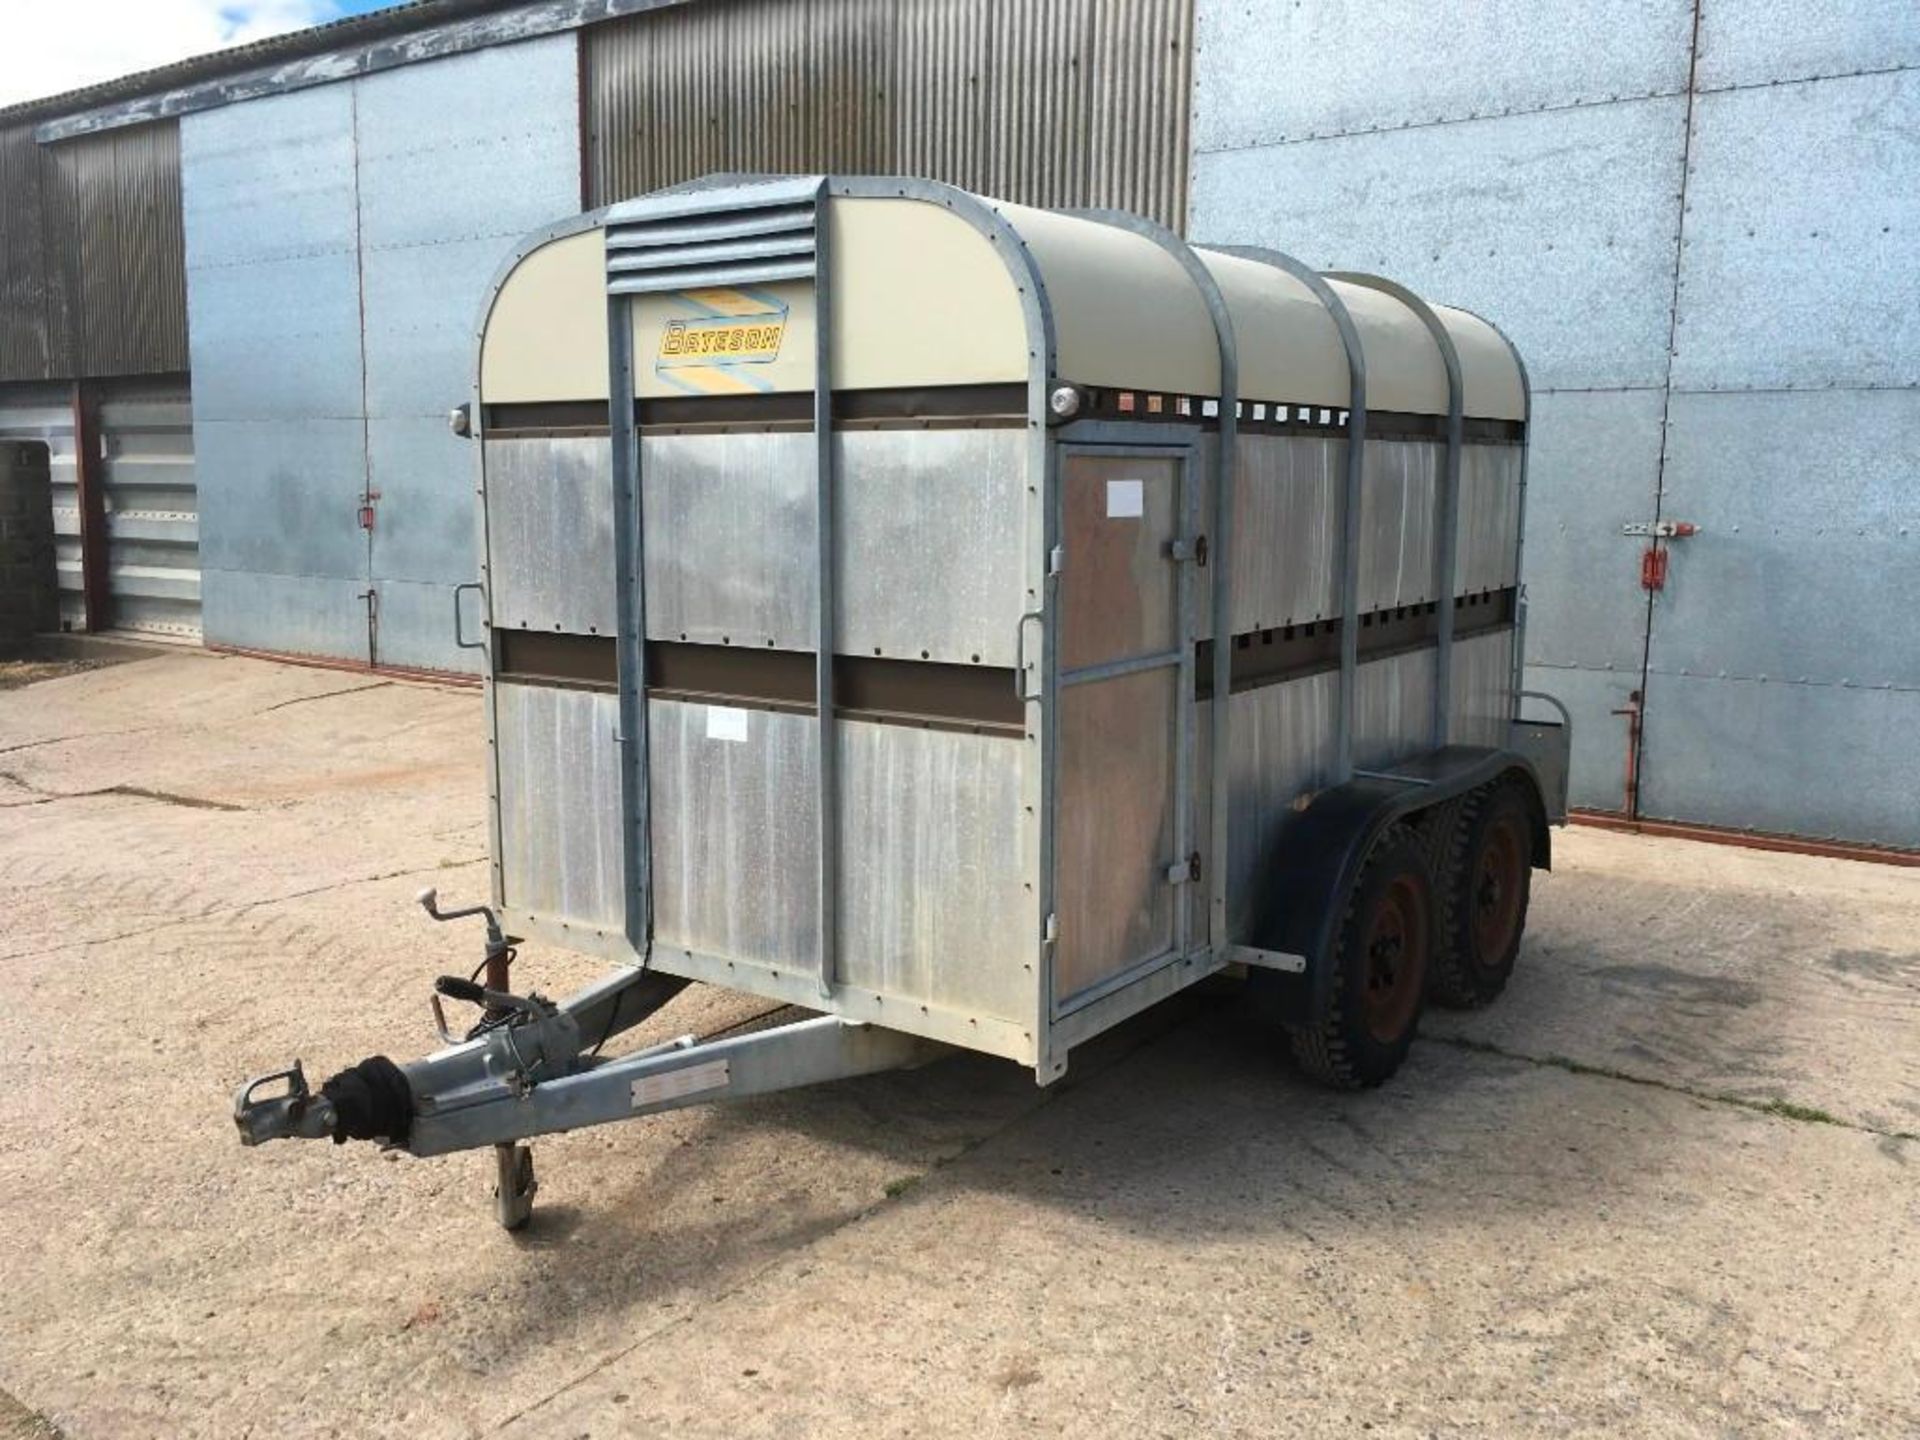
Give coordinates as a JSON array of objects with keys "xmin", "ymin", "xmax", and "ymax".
[
  {"xmin": 453, "ymin": 581, "xmax": 488, "ymax": 651},
  {"xmin": 1014, "ymin": 610, "xmax": 1044, "ymax": 701}
]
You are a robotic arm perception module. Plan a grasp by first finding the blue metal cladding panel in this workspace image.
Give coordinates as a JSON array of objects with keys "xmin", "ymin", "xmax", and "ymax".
[
  {"xmin": 1521, "ymin": 389, "xmax": 1666, "ymax": 674},
  {"xmin": 1670, "ymin": 70, "xmax": 1920, "ymax": 393},
  {"xmin": 355, "ymin": 35, "xmax": 580, "ymax": 673},
  {"xmin": 1640, "ymin": 675, "xmax": 1920, "ymax": 848},
  {"xmin": 199, "ymin": 568, "xmax": 372, "ymax": 660},
  {"xmin": 1638, "ymin": 389, "xmax": 1920, "ymax": 846},
  {"xmin": 1189, "ymin": 96, "xmax": 1689, "ymax": 392},
  {"xmin": 1650, "ymin": 390, "xmax": 1920, "ymax": 686},
  {"xmin": 184, "ymin": 83, "xmax": 370, "ymax": 658},
  {"xmin": 1695, "ymin": 0, "xmax": 1920, "ymax": 90},
  {"xmin": 1193, "ymin": 0, "xmax": 1691, "ymax": 153},
  {"xmin": 193, "ymin": 418, "xmax": 371, "ymax": 580},
  {"xmin": 183, "ymin": 37, "xmax": 579, "ymax": 669}
]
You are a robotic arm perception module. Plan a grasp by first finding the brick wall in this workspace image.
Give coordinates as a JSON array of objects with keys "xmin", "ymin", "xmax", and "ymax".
[{"xmin": 0, "ymin": 440, "xmax": 57, "ymax": 652}]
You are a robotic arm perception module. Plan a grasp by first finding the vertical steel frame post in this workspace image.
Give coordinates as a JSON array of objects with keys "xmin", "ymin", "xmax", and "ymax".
[
  {"xmin": 809, "ymin": 179, "xmax": 838, "ymax": 998},
  {"xmin": 69, "ymin": 380, "xmax": 110, "ymax": 632},
  {"xmin": 1327, "ymin": 273, "xmax": 1465, "ymax": 749},
  {"xmin": 606, "ymin": 290, "xmax": 654, "ymax": 954},
  {"xmin": 1459, "ymin": 310, "xmax": 1534, "ymax": 717},
  {"xmin": 1207, "ymin": 248, "xmax": 1369, "ymax": 783}
]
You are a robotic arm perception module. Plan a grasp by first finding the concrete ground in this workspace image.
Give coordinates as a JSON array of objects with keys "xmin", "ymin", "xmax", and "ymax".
[{"xmin": 1, "ymin": 651, "xmax": 1915, "ymax": 1439}]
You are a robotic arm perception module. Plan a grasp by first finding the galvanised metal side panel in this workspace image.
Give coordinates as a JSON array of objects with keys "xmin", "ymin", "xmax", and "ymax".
[
  {"xmin": 199, "ymin": 568, "xmax": 370, "ymax": 660},
  {"xmin": 1669, "ymin": 71, "xmax": 1920, "ymax": 392},
  {"xmin": 97, "ymin": 378, "xmax": 199, "ymax": 640},
  {"xmin": 360, "ymin": 237, "xmax": 519, "ymax": 420},
  {"xmin": 1524, "ymin": 662, "xmax": 1636, "ymax": 813},
  {"xmin": 179, "ymin": 86, "xmax": 359, "ymax": 269},
  {"xmin": 485, "ymin": 437, "xmax": 616, "ymax": 636},
  {"xmin": 351, "ymin": 37, "xmax": 579, "ymax": 253},
  {"xmin": 368, "ymin": 576, "xmax": 469, "ymax": 673},
  {"xmin": 649, "ymin": 698, "xmax": 821, "ymax": 972},
  {"xmin": 1221, "ymin": 431, "xmax": 1341, "ymax": 632},
  {"xmin": 184, "ymin": 86, "xmax": 368, "ymax": 660},
  {"xmin": 837, "ymin": 428, "xmax": 1027, "ymax": 666},
  {"xmin": 643, "ymin": 429, "xmax": 1029, "ymax": 664},
  {"xmin": 1355, "ymin": 440, "xmax": 1439, "ymax": 614},
  {"xmin": 356, "ymin": 38, "xmax": 579, "ymax": 677},
  {"xmin": 1212, "ymin": 673, "xmax": 1338, "ymax": 934},
  {"xmin": 187, "ymin": 250, "xmax": 368, "ymax": 423},
  {"xmin": 495, "ymin": 682, "xmax": 626, "ymax": 930},
  {"xmin": 1449, "ymin": 628, "xmax": 1516, "ymax": 750},
  {"xmin": 1650, "ymin": 389, "xmax": 1920, "ymax": 686},
  {"xmin": 1193, "ymin": 0, "xmax": 1690, "ymax": 152},
  {"xmin": 1519, "ymin": 389, "xmax": 1665, "ymax": 674},
  {"xmin": 366, "ymin": 417, "xmax": 476, "ymax": 590},
  {"xmin": 1189, "ymin": 96, "xmax": 1689, "ymax": 392},
  {"xmin": 0, "ymin": 386, "xmax": 80, "ymax": 629},
  {"xmin": 192, "ymin": 419, "xmax": 367, "ymax": 579},
  {"xmin": 1351, "ymin": 648, "xmax": 1435, "ymax": 771},
  {"xmin": 1695, "ymin": 0, "xmax": 1920, "ymax": 91},
  {"xmin": 837, "ymin": 725, "xmax": 1029, "ymax": 1025},
  {"xmin": 1511, "ymin": 388, "xmax": 1663, "ymax": 812},
  {"xmin": 643, "ymin": 431, "xmax": 813, "ymax": 651},
  {"xmin": 1639, "ymin": 673, "xmax": 1920, "ymax": 848},
  {"xmin": 1454, "ymin": 443, "xmax": 1522, "ymax": 597}
]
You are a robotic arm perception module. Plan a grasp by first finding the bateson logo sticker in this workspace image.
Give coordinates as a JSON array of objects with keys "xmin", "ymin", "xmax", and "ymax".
[{"xmin": 654, "ymin": 287, "xmax": 788, "ymax": 394}]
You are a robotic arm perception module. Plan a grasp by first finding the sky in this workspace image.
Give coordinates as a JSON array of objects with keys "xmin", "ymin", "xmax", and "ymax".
[{"xmin": 0, "ymin": 0, "xmax": 404, "ymax": 107}]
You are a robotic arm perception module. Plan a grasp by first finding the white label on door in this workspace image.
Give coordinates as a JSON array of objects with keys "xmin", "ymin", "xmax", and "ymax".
[
  {"xmin": 705, "ymin": 705, "xmax": 749, "ymax": 742},
  {"xmin": 1106, "ymin": 478, "xmax": 1145, "ymax": 518}
]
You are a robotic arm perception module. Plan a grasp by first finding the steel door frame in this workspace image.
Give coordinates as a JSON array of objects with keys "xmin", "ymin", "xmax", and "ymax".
[{"xmin": 1047, "ymin": 437, "xmax": 1202, "ymax": 1022}]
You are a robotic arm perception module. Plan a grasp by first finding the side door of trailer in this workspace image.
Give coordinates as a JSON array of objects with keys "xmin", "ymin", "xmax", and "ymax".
[{"xmin": 1050, "ymin": 442, "xmax": 1200, "ymax": 1016}]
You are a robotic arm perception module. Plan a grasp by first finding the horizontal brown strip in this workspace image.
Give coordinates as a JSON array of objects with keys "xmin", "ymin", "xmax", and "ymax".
[
  {"xmin": 483, "ymin": 384, "xmax": 1029, "ymax": 438},
  {"xmin": 497, "ymin": 629, "xmax": 615, "ymax": 688},
  {"xmin": 494, "ymin": 631, "xmax": 1024, "ymax": 737},
  {"xmin": 1196, "ymin": 587, "xmax": 1516, "ymax": 700}
]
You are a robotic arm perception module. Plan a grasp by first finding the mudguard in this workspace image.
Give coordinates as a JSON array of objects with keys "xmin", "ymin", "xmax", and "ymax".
[{"xmin": 1249, "ymin": 745, "xmax": 1553, "ymax": 1028}]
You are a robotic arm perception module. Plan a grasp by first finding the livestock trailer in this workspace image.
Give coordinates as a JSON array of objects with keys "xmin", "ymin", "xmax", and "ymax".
[{"xmin": 234, "ymin": 176, "xmax": 1570, "ymax": 1229}]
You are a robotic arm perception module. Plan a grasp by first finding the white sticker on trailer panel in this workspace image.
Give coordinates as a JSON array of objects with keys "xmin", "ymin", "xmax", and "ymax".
[
  {"xmin": 705, "ymin": 705, "xmax": 749, "ymax": 742},
  {"xmin": 1106, "ymin": 478, "xmax": 1145, "ymax": 518},
  {"xmin": 631, "ymin": 1058, "xmax": 731, "ymax": 1109}
]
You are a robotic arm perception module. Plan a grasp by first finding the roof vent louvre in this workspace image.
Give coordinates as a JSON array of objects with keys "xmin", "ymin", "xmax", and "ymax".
[{"xmin": 603, "ymin": 178, "xmax": 822, "ymax": 295}]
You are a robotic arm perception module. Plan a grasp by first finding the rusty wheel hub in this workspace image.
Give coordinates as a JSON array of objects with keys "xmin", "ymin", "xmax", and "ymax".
[
  {"xmin": 1362, "ymin": 874, "xmax": 1427, "ymax": 1042},
  {"xmin": 1472, "ymin": 815, "xmax": 1526, "ymax": 966}
]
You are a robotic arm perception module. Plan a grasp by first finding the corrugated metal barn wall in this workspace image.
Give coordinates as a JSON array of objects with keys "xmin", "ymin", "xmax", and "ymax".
[
  {"xmin": 583, "ymin": 0, "xmax": 1194, "ymax": 226},
  {"xmin": 1188, "ymin": 0, "xmax": 1919, "ymax": 851},
  {"xmin": 0, "ymin": 118, "xmax": 195, "ymax": 638},
  {"xmin": 0, "ymin": 119, "xmax": 188, "ymax": 382}
]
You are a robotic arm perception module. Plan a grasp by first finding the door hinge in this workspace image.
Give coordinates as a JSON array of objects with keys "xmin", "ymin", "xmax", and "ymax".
[
  {"xmin": 1048, "ymin": 544, "xmax": 1065, "ymax": 576},
  {"xmin": 1165, "ymin": 851, "xmax": 1202, "ymax": 885},
  {"xmin": 1621, "ymin": 520, "xmax": 1698, "ymax": 539},
  {"xmin": 1168, "ymin": 535, "xmax": 1209, "ymax": 566},
  {"xmin": 1042, "ymin": 912, "xmax": 1058, "ymax": 949},
  {"xmin": 358, "ymin": 489, "xmax": 382, "ymax": 531}
]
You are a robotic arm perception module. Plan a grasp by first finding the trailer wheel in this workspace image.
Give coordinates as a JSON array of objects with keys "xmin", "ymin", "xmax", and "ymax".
[
  {"xmin": 1287, "ymin": 824, "xmax": 1433, "ymax": 1089},
  {"xmin": 1428, "ymin": 778, "xmax": 1532, "ymax": 1009}
]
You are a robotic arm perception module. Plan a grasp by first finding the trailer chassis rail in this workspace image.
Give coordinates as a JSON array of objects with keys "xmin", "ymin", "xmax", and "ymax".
[{"xmin": 233, "ymin": 898, "xmax": 946, "ymax": 1227}]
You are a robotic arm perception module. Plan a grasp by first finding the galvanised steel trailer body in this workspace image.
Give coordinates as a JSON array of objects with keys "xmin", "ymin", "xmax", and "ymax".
[{"xmin": 235, "ymin": 176, "xmax": 1570, "ymax": 1229}]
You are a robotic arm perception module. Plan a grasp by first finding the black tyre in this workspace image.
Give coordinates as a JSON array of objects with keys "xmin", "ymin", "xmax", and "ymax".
[
  {"xmin": 1287, "ymin": 824, "xmax": 1434, "ymax": 1089},
  {"xmin": 1428, "ymin": 778, "xmax": 1533, "ymax": 1009}
]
